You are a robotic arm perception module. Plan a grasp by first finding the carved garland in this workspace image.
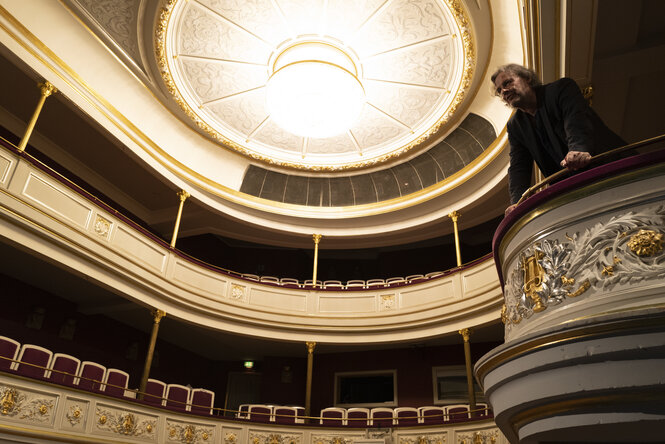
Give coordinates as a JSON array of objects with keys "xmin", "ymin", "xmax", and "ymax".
[
  {"xmin": 0, "ymin": 386, "xmax": 54, "ymax": 422},
  {"xmin": 503, "ymin": 205, "xmax": 665, "ymax": 328}
]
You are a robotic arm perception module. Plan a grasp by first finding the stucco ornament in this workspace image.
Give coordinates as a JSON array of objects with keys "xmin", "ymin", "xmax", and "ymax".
[{"xmin": 503, "ymin": 205, "xmax": 665, "ymax": 329}]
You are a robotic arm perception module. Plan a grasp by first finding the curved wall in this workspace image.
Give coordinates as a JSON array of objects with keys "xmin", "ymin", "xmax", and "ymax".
[{"xmin": 0, "ymin": 143, "xmax": 502, "ymax": 344}]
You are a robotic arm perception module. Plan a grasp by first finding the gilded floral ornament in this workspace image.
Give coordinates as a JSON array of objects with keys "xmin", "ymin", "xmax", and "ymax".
[
  {"xmin": 96, "ymin": 407, "xmax": 156, "ymax": 438},
  {"xmin": 0, "ymin": 386, "xmax": 54, "ymax": 422},
  {"xmin": 627, "ymin": 229, "xmax": 663, "ymax": 256},
  {"xmin": 503, "ymin": 205, "xmax": 665, "ymax": 330},
  {"xmin": 166, "ymin": 421, "xmax": 213, "ymax": 443}
]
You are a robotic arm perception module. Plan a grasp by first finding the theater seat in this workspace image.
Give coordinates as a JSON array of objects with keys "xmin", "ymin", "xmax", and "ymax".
[
  {"xmin": 446, "ymin": 404, "xmax": 470, "ymax": 422},
  {"xmin": 103, "ymin": 368, "xmax": 130, "ymax": 398},
  {"xmin": 48, "ymin": 353, "xmax": 80, "ymax": 385},
  {"xmin": 419, "ymin": 406, "xmax": 446, "ymax": 424},
  {"xmin": 248, "ymin": 404, "xmax": 273, "ymax": 422},
  {"xmin": 370, "ymin": 407, "xmax": 394, "ymax": 427},
  {"xmin": 189, "ymin": 388, "xmax": 215, "ymax": 415},
  {"xmin": 320, "ymin": 407, "xmax": 346, "ymax": 425},
  {"xmin": 76, "ymin": 361, "xmax": 106, "ymax": 391},
  {"xmin": 274, "ymin": 406, "xmax": 300, "ymax": 424},
  {"xmin": 347, "ymin": 407, "xmax": 370, "ymax": 427},
  {"xmin": 144, "ymin": 378, "xmax": 167, "ymax": 406},
  {"xmin": 0, "ymin": 336, "xmax": 20, "ymax": 372},
  {"xmin": 165, "ymin": 383, "xmax": 190, "ymax": 411},
  {"xmin": 394, "ymin": 407, "xmax": 419, "ymax": 426},
  {"xmin": 15, "ymin": 344, "xmax": 52, "ymax": 379}
]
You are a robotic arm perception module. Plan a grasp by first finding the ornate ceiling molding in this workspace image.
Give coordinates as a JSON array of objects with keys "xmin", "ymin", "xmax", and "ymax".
[{"xmin": 155, "ymin": 0, "xmax": 476, "ymax": 171}]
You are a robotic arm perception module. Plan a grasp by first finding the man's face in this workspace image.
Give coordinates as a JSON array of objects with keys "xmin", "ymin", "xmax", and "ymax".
[{"xmin": 494, "ymin": 72, "xmax": 533, "ymax": 109}]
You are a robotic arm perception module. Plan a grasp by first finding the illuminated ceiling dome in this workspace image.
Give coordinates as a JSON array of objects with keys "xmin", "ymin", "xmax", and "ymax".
[{"xmin": 158, "ymin": 0, "xmax": 473, "ymax": 170}]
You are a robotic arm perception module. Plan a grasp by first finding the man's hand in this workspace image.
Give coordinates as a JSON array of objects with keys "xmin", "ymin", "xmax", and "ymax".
[
  {"xmin": 505, "ymin": 203, "xmax": 518, "ymax": 217},
  {"xmin": 560, "ymin": 150, "xmax": 591, "ymax": 170}
]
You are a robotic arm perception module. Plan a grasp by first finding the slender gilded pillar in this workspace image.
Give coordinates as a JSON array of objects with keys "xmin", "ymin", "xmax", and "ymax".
[
  {"xmin": 311, "ymin": 234, "xmax": 322, "ymax": 288},
  {"xmin": 449, "ymin": 211, "xmax": 462, "ymax": 266},
  {"xmin": 459, "ymin": 328, "xmax": 477, "ymax": 411},
  {"xmin": 170, "ymin": 190, "xmax": 190, "ymax": 248},
  {"xmin": 18, "ymin": 81, "xmax": 57, "ymax": 152},
  {"xmin": 138, "ymin": 309, "xmax": 166, "ymax": 398},
  {"xmin": 304, "ymin": 341, "xmax": 316, "ymax": 418}
]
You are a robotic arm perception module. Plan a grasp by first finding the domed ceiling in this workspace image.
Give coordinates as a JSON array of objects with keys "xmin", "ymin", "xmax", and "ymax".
[{"xmin": 156, "ymin": 0, "xmax": 474, "ymax": 171}]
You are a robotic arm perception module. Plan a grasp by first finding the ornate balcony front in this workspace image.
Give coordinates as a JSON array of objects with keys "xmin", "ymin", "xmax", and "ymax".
[{"xmin": 475, "ymin": 145, "xmax": 665, "ymax": 443}]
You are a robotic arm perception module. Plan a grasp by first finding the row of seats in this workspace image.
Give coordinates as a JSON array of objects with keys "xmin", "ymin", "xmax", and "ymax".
[
  {"xmin": 239, "ymin": 272, "xmax": 447, "ymax": 289},
  {"xmin": 319, "ymin": 404, "xmax": 491, "ymax": 427},
  {"xmin": 0, "ymin": 335, "xmax": 214, "ymax": 415},
  {"xmin": 236, "ymin": 404, "xmax": 305, "ymax": 424}
]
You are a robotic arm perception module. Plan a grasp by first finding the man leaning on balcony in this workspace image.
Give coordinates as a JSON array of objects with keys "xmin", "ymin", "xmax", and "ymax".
[{"xmin": 492, "ymin": 64, "xmax": 626, "ymax": 216}]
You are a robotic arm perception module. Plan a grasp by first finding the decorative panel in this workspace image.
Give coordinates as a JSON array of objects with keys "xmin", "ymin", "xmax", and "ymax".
[
  {"xmin": 461, "ymin": 263, "xmax": 499, "ymax": 297},
  {"xmin": 318, "ymin": 294, "xmax": 376, "ymax": 312},
  {"xmin": 249, "ymin": 288, "xmax": 307, "ymax": 312},
  {"xmin": 173, "ymin": 260, "xmax": 227, "ymax": 299},
  {"xmin": 60, "ymin": 397, "xmax": 89, "ymax": 432},
  {"xmin": 166, "ymin": 418, "xmax": 215, "ymax": 443},
  {"xmin": 0, "ymin": 149, "xmax": 15, "ymax": 187},
  {"xmin": 0, "ymin": 384, "xmax": 58, "ymax": 427},
  {"xmin": 113, "ymin": 225, "xmax": 168, "ymax": 272},
  {"xmin": 22, "ymin": 173, "xmax": 92, "ymax": 229},
  {"xmin": 400, "ymin": 280, "xmax": 456, "ymax": 308},
  {"xmin": 93, "ymin": 403, "xmax": 158, "ymax": 441}
]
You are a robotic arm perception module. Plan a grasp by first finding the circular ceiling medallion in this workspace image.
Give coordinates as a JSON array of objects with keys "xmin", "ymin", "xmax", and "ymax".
[{"xmin": 156, "ymin": 0, "xmax": 474, "ymax": 171}]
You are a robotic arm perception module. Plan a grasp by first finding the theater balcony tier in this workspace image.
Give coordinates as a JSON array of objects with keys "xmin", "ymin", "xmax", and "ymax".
[
  {"xmin": 0, "ymin": 373, "xmax": 504, "ymax": 444},
  {"xmin": 475, "ymin": 147, "xmax": 665, "ymax": 443},
  {"xmin": 0, "ymin": 143, "xmax": 502, "ymax": 344}
]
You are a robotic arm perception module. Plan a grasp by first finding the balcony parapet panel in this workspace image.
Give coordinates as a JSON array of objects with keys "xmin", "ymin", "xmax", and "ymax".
[{"xmin": 492, "ymin": 147, "xmax": 665, "ymax": 342}]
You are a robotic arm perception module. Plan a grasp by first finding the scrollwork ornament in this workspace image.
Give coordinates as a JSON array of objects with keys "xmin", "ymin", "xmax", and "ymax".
[
  {"xmin": 504, "ymin": 205, "xmax": 665, "ymax": 325},
  {"xmin": 96, "ymin": 407, "xmax": 156, "ymax": 438},
  {"xmin": 166, "ymin": 421, "xmax": 214, "ymax": 443}
]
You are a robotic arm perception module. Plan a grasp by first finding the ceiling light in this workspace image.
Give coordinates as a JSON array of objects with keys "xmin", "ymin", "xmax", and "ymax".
[{"xmin": 266, "ymin": 41, "xmax": 365, "ymax": 139}]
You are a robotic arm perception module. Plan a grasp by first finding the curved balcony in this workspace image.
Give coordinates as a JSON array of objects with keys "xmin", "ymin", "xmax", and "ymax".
[
  {"xmin": 475, "ymin": 142, "xmax": 665, "ymax": 443},
  {"xmin": 0, "ymin": 140, "xmax": 502, "ymax": 343}
]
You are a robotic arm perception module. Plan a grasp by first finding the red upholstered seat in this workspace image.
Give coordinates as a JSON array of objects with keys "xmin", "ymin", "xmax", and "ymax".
[
  {"xmin": 419, "ymin": 406, "xmax": 446, "ymax": 425},
  {"xmin": 103, "ymin": 368, "xmax": 130, "ymax": 398},
  {"xmin": 144, "ymin": 378, "xmax": 166, "ymax": 406},
  {"xmin": 15, "ymin": 344, "xmax": 52, "ymax": 379},
  {"xmin": 48, "ymin": 353, "xmax": 80, "ymax": 385},
  {"xmin": 320, "ymin": 407, "xmax": 346, "ymax": 425},
  {"xmin": 370, "ymin": 407, "xmax": 394, "ymax": 427},
  {"xmin": 248, "ymin": 405, "xmax": 273, "ymax": 422},
  {"xmin": 274, "ymin": 406, "xmax": 299, "ymax": 424},
  {"xmin": 346, "ymin": 407, "xmax": 370, "ymax": 427},
  {"xmin": 446, "ymin": 404, "xmax": 470, "ymax": 423},
  {"xmin": 165, "ymin": 384, "xmax": 190, "ymax": 411},
  {"xmin": 189, "ymin": 388, "xmax": 215, "ymax": 415},
  {"xmin": 76, "ymin": 361, "xmax": 106, "ymax": 391},
  {"xmin": 0, "ymin": 336, "xmax": 20, "ymax": 371},
  {"xmin": 394, "ymin": 407, "xmax": 419, "ymax": 426}
]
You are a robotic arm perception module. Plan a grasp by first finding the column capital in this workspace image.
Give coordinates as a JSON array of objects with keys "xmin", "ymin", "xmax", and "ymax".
[
  {"xmin": 305, "ymin": 341, "xmax": 316, "ymax": 354},
  {"xmin": 312, "ymin": 234, "xmax": 322, "ymax": 244},
  {"xmin": 458, "ymin": 328, "xmax": 471, "ymax": 342},
  {"xmin": 448, "ymin": 211, "xmax": 461, "ymax": 222},
  {"xmin": 152, "ymin": 309, "xmax": 166, "ymax": 324},
  {"xmin": 177, "ymin": 190, "xmax": 190, "ymax": 202},
  {"xmin": 38, "ymin": 81, "xmax": 57, "ymax": 98}
]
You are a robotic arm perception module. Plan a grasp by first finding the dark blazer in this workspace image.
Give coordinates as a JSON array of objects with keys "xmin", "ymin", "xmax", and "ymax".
[{"xmin": 507, "ymin": 77, "xmax": 625, "ymax": 203}]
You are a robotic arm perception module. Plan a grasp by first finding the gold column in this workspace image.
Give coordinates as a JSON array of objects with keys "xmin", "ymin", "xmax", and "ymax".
[
  {"xmin": 304, "ymin": 341, "xmax": 316, "ymax": 418},
  {"xmin": 459, "ymin": 328, "xmax": 477, "ymax": 411},
  {"xmin": 18, "ymin": 81, "xmax": 57, "ymax": 152},
  {"xmin": 448, "ymin": 211, "xmax": 462, "ymax": 266},
  {"xmin": 311, "ymin": 234, "xmax": 322, "ymax": 288},
  {"xmin": 170, "ymin": 190, "xmax": 190, "ymax": 248},
  {"xmin": 138, "ymin": 309, "xmax": 166, "ymax": 398}
]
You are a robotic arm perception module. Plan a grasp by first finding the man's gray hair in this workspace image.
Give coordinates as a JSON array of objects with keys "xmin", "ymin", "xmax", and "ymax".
[{"xmin": 490, "ymin": 64, "xmax": 542, "ymax": 95}]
